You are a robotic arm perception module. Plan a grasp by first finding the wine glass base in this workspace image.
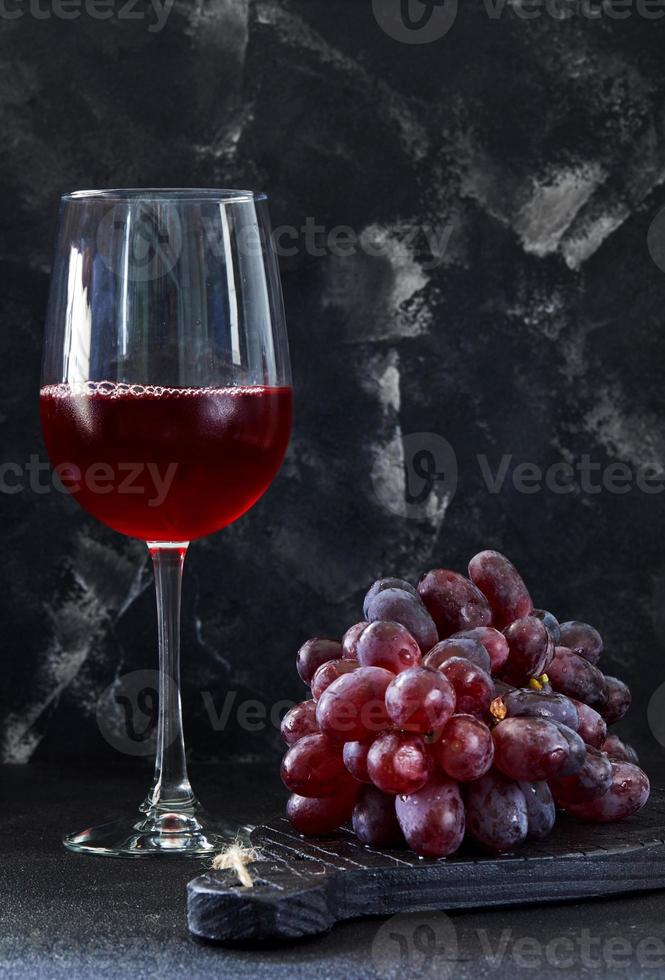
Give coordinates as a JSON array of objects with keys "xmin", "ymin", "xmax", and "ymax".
[{"xmin": 63, "ymin": 807, "xmax": 252, "ymax": 858}]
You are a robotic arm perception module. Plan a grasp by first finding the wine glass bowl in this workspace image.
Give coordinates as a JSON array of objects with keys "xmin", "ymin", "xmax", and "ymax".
[
  {"xmin": 40, "ymin": 189, "xmax": 292, "ymax": 856},
  {"xmin": 40, "ymin": 382, "xmax": 292, "ymax": 542}
]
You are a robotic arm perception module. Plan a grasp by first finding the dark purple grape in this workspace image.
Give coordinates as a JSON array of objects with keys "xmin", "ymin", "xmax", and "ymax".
[
  {"xmin": 296, "ymin": 638, "xmax": 342, "ymax": 685},
  {"xmin": 366, "ymin": 589, "xmax": 438, "ymax": 653},
  {"xmin": 501, "ymin": 616, "xmax": 554, "ymax": 686},
  {"xmin": 417, "ymin": 569, "xmax": 492, "ymax": 639},
  {"xmin": 385, "ymin": 667, "xmax": 456, "ymax": 734},
  {"xmin": 601, "ymin": 676, "xmax": 631, "ymax": 725},
  {"xmin": 311, "ymin": 659, "xmax": 359, "ymax": 700},
  {"xmin": 602, "ymin": 734, "xmax": 639, "ymax": 765},
  {"xmin": 367, "ymin": 731, "xmax": 432, "ymax": 794},
  {"xmin": 558, "ymin": 621, "xmax": 603, "ymax": 666},
  {"xmin": 343, "ymin": 741, "xmax": 372, "ymax": 782},
  {"xmin": 356, "ymin": 620, "xmax": 421, "ymax": 674},
  {"xmin": 532, "ymin": 609, "xmax": 561, "ymax": 644},
  {"xmin": 395, "ymin": 774, "xmax": 465, "ymax": 858},
  {"xmin": 363, "ymin": 578, "xmax": 419, "ymax": 619},
  {"xmin": 571, "ymin": 699, "xmax": 607, "ymax": 748},
  {"xmin": 437, "ymin": 714, "xmax": 494, "ymax": 781},
  {"xmin": 423, "ymin": 636, "xmax": 491, "ymax": 674},
  {"xmin": 468, "ymin": 551, "xmax": 533, "ymax": 629},
  {"xmin": 281, "ymin": 734, "xmax": 348, "ymax": 797},
  {"xmin": 452, "ymin": 626, "xmax": 509, "ymax": 672},
  {"xmin": 316, "ymin": 667, "xmax": 393, "ymax": 743},
  {"xmin": 548, "ymin": 647, "xmax": 608, "ymax": 710},
  {"xmin": 287, "ymin": 783, "xmax": 358, "ymax": 835},
  {"xmin": 352, "ymin": 785, "xmax": 404, "ymax": 847},
  {"xmin": 518, "ymin": 781, "xmax": 556, "ymax": 840},
  {"xmin": 550, "ymin": 722, "xmax": 586, "ymax": 776},
  {"xmin": 281, "ymin": 699, "xmax": 319, "ymax": 746},
  {"xmin": 492, "ymin": 717, "xmax": 571, "ymax": 781},
  {"xmin": 549, "ymin": 746, "xmax": 613, "ymax": 804},
  {"xmin": 563, "ymin": 762, "xmax": 649, "ymax": 822},
  {"xmin": 437, "ymin": 657, "xmax": 493, "ymax": 717},
  {"xmin": 341, "ymin": 622, "xmax": 368, "ymax": 659},
  {"xmin": 491, "ymin": 688, "xmax": 579, "ymax": 730},
  {"xmin": 465, "ymin": 771, "xmax": 528, "ymax": 853}
]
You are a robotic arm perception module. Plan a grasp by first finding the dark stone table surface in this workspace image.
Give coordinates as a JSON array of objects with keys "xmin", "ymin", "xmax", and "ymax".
[{"xmin": 3, "ymin": 762, "xmax": 665, "ymax": 980}]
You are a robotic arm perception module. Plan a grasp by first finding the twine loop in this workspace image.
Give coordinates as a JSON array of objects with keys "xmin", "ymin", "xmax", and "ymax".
[{"xmin": 211, "ymin": 843, "xmax": 260, "ymax": 888}]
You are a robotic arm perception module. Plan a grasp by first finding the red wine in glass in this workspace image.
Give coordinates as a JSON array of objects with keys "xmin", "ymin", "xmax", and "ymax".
[
  {"xmin": 40, "ymin": 188, "xmax": 292, "ymax": 856},
  {"xmin": 40, "ymin": 382, "xmax": 293, "ymax": 541}
]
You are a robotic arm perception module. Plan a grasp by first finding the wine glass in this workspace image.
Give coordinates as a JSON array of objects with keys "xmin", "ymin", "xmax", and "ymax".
[{"xmin": 40, "ymin": 189, "xmax": 292, "ymax": 856}]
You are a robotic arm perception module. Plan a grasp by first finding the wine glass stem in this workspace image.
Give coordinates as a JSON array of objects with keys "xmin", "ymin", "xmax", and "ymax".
[{"xmin": 145, "ymin": 542, "xmax": 196, "ymax": 812}]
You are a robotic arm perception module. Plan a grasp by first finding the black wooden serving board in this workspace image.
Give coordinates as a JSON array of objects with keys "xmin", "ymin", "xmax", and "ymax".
[{"xmin": 187, "ymin": 786, "xmax": 665, "ymax": 944}]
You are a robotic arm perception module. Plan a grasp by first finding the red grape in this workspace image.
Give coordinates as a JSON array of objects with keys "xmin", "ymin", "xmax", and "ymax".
[
  {"xmin": 280, "ymin": 734, "xmax": 348, "ymax": 798},
  {"xmin": 365, "ymin": 588, "xmax": 438, "ymax": 652},
  {"xmin": 602, "ymin": 734, "xmax": 639, "ymax": 764},
  {"xmin": 385, "ymin": 666, "xmax": 456, "ymax": 733},
  {"xmin": 356, "ymin": 620, "xmax": 421, "ymax": 674},
  {"xmin": 501, "ymin": 616, "xmax": 554, "ymax": 686},
  {"xmin": 316, "ymin": 666, "xmax": 393, "ymax": 742},
  {"xmin": 452, "ymin": 626, "xmax": 509, "ymax": 672},
  {"xmin": 491, "ymin": 688, "xmax": 579, "ymax": 730},
  {"xmin": 287, "ymin": 555, "xmax": 644, "ymax": 858},
  {"xmin": 548, "ymin": 646, "xmax": 608, "ymax": 710},
  {"xmin": 492, "ymin": 717, "xmax": 572, "ymax": 780},
  {"xmin": 551, "ymin": 722, "xmax": 586, "ymax": 776},
  {"xmin": 558, "ymin": 621, "xmax": 603, "ymax": 666},
  {"xmin": 563, "ymin": 762, "xmax": 649, "ymax": 822},
  {"xmin": 352, "ymin": 785, "xmax": 404, "ymax": 847},
  {"xmin": 395, "ymin": 773, "xmax": 465, "ymax": 858},
  {"xmin": 468, "ymin": 550, "xmax": 533, "ymax": 629},
  {"xmin": 341, "ymin": 622, "xmax": 368, "ymax": 659},
  {"xmin": 363, "ymin": 578, "xmax": 419, "ymax": 618},
  {"xmin": 424, "ymin": 636, "xmax": 491, "ymax": 673},
  {"xmin": 296, "ymin": 638, "xmax": 342, "ymax": 685},
  {"xmin": 437, "ymin": 657, "xmax": 493, "ymax": 717},
  {"xmin": 287, "ymin": 783, "xmax": 357, "ymax": 835},
  {"xmin": 311, "ymin": 659, "xmax": 359, "ymax": 700},
  {"xmin": 465, "ymin": 771, "xmax": 528, "ymax": 853},
  {"xmin": 601, "ymin": 675, "xmax": 631, "ymax": 725},
  {"xmin": 518, "ymin": 781, "xmax": 556, "ymax": 840},
  {"xmin": 280, "ymin": 699, "xmax": 319, "ymax": 746},
  {"xmin": 343, "ymin": 740, "xmax": 372, "ymax": 782},
  {"xmin": 437, "ymin": 714, "xmax": 494, "ymax": 781},
  {"xmin": 532, "ymin": 609, "xmax": 561, "ymax": 644},
  {"xmin": 549, "ymin": 746, "xmax": 613, "ymax": 804},
  {"xmin": 367, "ymin": 732, "xmax": 432, "ymax": 794},
  {"xmin": 417, "ymin": 569, "xmax": 491, "ymax": 638},
  {"xmin": 571, "ymin": 698, "xmax": 607, "ymax": 748}
]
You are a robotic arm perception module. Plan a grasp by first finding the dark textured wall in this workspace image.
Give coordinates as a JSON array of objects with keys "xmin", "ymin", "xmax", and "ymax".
[{"xmin": 2, "ymin": 0, "xmax": 665, "ymax": 772}]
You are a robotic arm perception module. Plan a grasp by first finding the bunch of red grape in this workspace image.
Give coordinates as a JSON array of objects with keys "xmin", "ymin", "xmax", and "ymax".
[{"xmin": 281, "ymin": 551, "xmax": 650, "ymax": 858}]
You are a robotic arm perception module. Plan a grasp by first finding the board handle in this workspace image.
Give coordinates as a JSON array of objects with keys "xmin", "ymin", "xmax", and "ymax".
[{"xmin": 187, "ymin": 858, "xmax": 334, "ymax": 942}]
